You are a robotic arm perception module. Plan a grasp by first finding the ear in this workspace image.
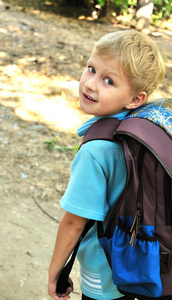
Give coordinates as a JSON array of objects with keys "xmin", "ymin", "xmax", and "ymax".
[{"xmin": 125, "ymin": 92, "xmax": 147, "ymax": 109}]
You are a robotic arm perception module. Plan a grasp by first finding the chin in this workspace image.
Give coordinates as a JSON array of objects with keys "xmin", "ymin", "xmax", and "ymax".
[{"xmin": 79, "ymin": 103, "xmax": 92, "ymax": 115}]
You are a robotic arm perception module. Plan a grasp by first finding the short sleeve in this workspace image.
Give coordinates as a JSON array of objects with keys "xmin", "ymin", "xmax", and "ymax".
[{"xmin": 60, "ymin": 145, "xmax": 109, "ymax": 220}]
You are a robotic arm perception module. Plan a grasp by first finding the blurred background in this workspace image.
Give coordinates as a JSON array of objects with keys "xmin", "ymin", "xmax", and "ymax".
[{"xmin": 0, "ymin": 0, "xmax": 171, "ymax": 299}]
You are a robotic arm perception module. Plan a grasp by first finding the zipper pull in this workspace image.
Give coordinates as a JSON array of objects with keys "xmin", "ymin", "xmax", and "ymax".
[{"xmin": 130, "ymin": 204, "xmax": 142, "ymax": 247}]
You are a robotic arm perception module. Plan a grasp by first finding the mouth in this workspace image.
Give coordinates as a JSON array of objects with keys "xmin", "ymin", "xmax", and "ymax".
[{"xmin": 83, "ymin": 93, "xmax": 97, "ymax": 102}]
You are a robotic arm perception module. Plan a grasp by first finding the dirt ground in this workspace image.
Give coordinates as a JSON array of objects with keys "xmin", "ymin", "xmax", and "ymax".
[{"xmin": 0, "ymin": 1, "xmax": 172, "ymax": 299}]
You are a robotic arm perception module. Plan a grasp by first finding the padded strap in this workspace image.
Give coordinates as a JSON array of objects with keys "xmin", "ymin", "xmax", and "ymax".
[
  {"xmin": 115, "ymin": 118, "xmax": 172, "ymax": 178},
  {"xmin": 56, "ymin": 219, "xmax": 94, "ymax": 294},
  {"xmin": 81, "ymin": 117, "xmax": 121, "ymax": 146}
]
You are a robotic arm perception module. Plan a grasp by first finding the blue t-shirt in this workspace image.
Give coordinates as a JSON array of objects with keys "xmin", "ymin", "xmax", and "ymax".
[{"xmin": 61, "ymin": 111, "xmax": 129, "ymax": 300}]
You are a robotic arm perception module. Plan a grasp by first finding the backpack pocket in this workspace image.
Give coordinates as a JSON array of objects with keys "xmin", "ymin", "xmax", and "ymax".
[
  {"xmin": 112, "ymin": 222, "xmax": 162, "ymax": 297},
  {"xmin": 99, "ymin": 219, "xmax": 163, "ymax": 298}
]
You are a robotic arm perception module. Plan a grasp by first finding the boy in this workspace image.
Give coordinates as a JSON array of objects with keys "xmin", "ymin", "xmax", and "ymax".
[{"xmin": 48, "ymin": 30, "xmax": 165, "ymax": 300}]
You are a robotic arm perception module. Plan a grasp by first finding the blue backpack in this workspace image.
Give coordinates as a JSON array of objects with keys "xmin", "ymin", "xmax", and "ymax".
[{"xmin": 56, "ymin": 98, "xmax": 172, "ymax": 299}]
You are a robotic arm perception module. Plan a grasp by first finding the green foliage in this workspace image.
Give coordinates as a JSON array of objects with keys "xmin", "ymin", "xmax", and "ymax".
[
  {"xmin": 97, "ymin": 0, "xmax": 105, "ymax": 6},
  {"xmin": 96, "ymin": 0, "xmax": 171, "ymax": 20},
  {"xmin": 44, "ymin": 139, "xmax": 79, "ymax": 155},
  {"xmin": 153, "ymin": 0, "xmax": 172, "ymax": 19},
  {"xmin": 36, "ymin": 0, "xmax": 171, "ymax": 21},
  {"xmin": 114, "ymin": 0, "xmax": 128, "ymax": 12},
  {"xmin": 97, "ymin": 0, "xmax": 137, "ymax": 15}
]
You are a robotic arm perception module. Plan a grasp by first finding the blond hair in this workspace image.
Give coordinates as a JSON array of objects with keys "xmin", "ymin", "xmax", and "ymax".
[{"xmin": 95, "ymin": 30, "xmax": 165, "ymax": 100}]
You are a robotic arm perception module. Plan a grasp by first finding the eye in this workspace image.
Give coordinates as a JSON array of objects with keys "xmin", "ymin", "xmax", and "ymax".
[
  {"xmin": 104, "ymin": 78, "xmax": 113, "ymax": 86},
  {"xmin": 88, "ymin": 66, "xmax": 96, "ymax": 74}
]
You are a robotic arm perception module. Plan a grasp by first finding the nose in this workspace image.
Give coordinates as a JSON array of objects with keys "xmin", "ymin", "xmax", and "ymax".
[{"xmin": 84, "ymin": 76, "xmax": 97, "ymax": 91}]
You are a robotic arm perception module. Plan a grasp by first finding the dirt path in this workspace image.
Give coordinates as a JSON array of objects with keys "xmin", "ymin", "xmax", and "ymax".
[{"xmin": 0, "ymin": 1, "xmax": 171, "ymax": 299}]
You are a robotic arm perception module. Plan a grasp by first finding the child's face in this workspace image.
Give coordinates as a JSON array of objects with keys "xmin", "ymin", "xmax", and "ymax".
[{"xmin": 79, "ymin": 50, "xmax": 134, "ymax": 116}]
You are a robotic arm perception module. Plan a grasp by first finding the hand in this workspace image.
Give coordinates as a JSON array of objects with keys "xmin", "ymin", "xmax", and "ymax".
[{"xmin": 48, "ymin": 277, "xmax": 73, "ymax": 300}]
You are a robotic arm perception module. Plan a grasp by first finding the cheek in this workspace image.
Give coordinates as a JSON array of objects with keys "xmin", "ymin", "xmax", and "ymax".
[
  {"xmin": 80, "ymin": 67, "xmax": 90, "ymax": 84},
  {"xmin": 101, "ymin": 91, "xmax": 116, "ymax": 104},
  {"xmin": 79, "ymin": 73, "xmax": 86, "ymax": 90},
  {"xmin": 79, "ymin": 81, "xmax": 83, "ymax": 98}
]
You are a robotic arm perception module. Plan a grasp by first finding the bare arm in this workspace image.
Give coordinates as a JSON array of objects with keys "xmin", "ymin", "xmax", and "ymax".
[{"xmin": 48, "ymin": 211, "xmax": 88, "ymax": 299}]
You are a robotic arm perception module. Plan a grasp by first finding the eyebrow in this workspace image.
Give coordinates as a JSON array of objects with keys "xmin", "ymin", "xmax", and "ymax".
[{"xmin": 105, "ymin": 70, "xmax": 119, "ymax": 77}]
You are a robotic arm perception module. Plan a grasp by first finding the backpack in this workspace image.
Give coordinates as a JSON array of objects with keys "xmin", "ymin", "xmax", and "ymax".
[{"xmin": 56, "ymin": 98, "xmax": 172, "ymax": 299}]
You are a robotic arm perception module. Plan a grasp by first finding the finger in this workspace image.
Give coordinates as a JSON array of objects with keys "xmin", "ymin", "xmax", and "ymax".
[
  {"xmin": 65, "ymin": 286, "xmax": 73, "ymax": 296},
  {"xmin": 56, "ymin": 294, "xmax": 70, "ymax": 300},
  {"xmin": 68, "ymin": 277, "xmax": 74, "ymax": 290}
]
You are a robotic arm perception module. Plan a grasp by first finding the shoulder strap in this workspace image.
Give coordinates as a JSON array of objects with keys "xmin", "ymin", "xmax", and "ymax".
[
  {"xmin": 81, "ymin": 117, "xmax": 121, "ymax": 146},
  {"xmin": 115, "ymin": 117, "xmax": 172, "ymax": 178},
  {"xmin": 56, "ymin": 219, "xmax": 94, "ymax": 294}
]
